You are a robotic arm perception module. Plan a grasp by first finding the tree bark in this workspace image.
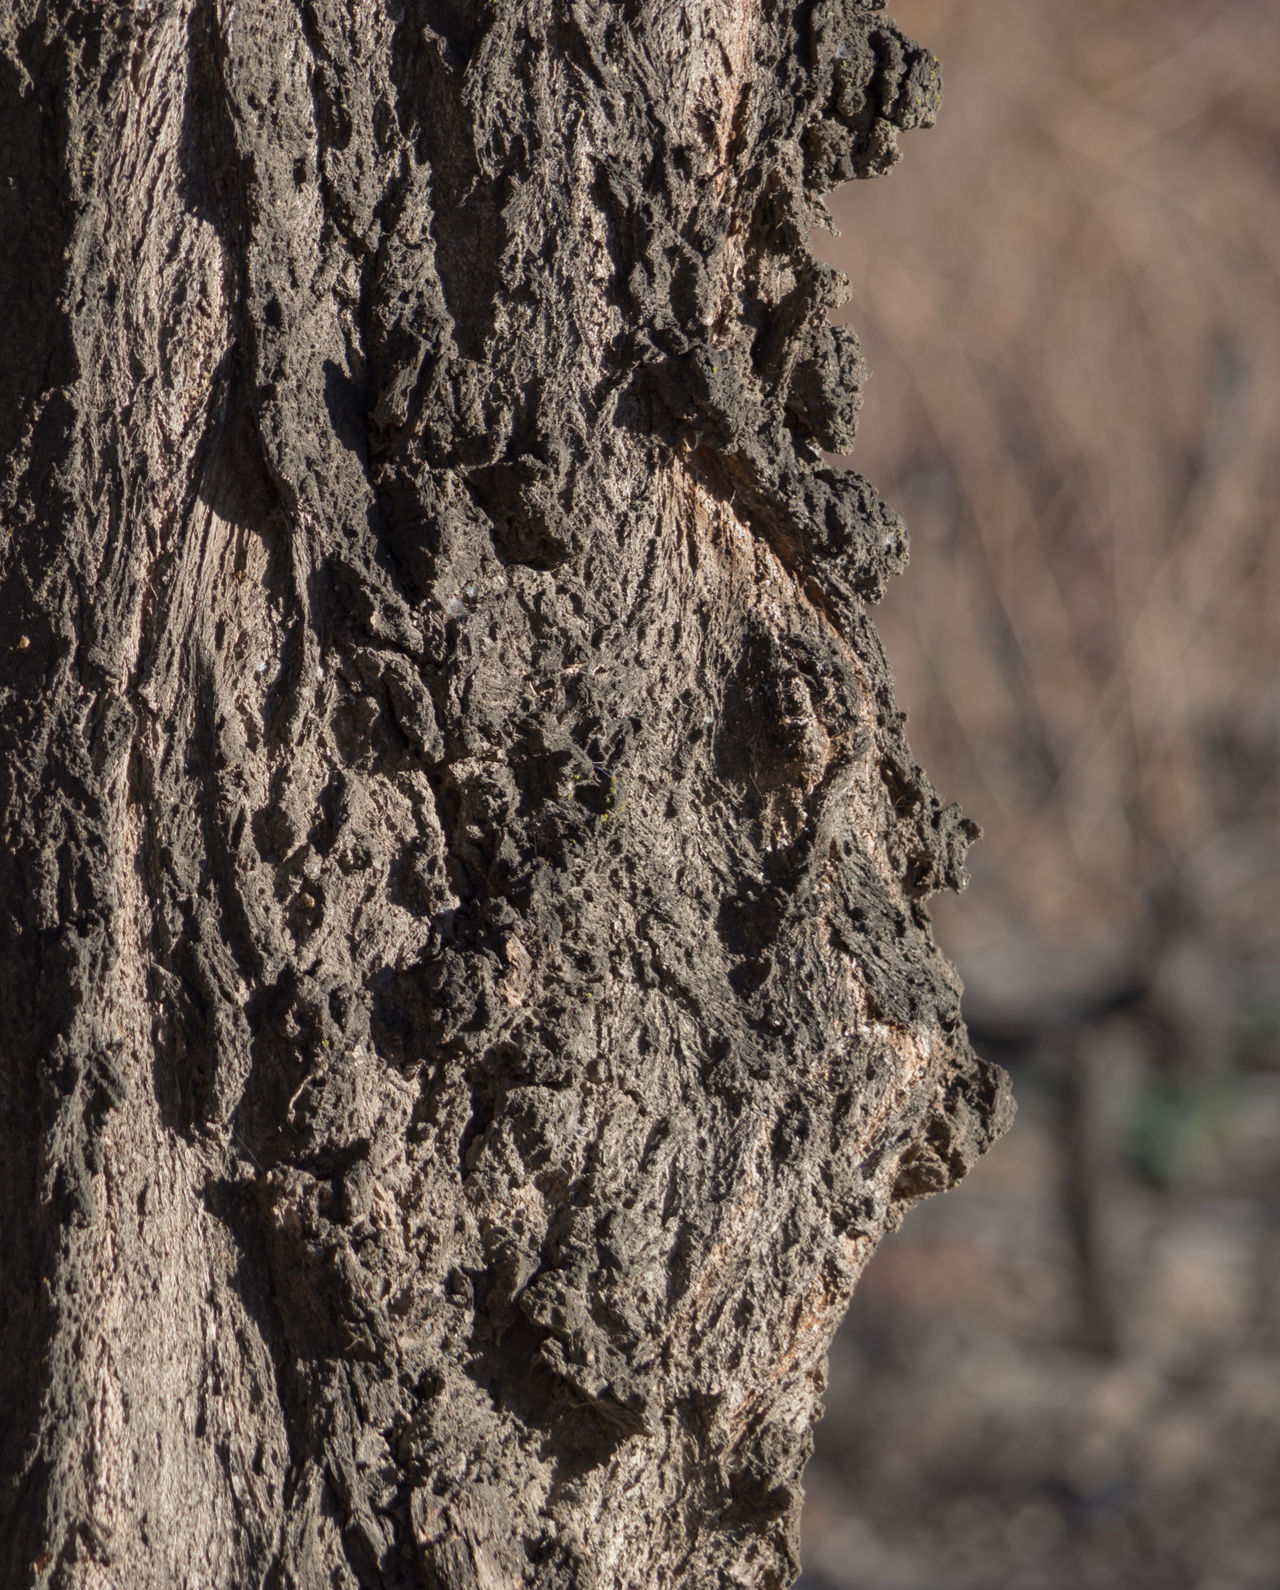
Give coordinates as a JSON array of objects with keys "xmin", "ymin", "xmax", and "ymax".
[{"xmin": 0, "ymin": 1, "xmax": 1011, "ymax": 1585}]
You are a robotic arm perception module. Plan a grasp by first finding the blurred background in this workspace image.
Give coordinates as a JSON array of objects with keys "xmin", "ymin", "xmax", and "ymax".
[{"xmin": 800, "ymin": 0, "xmax": 1280, "ymax": 1585}]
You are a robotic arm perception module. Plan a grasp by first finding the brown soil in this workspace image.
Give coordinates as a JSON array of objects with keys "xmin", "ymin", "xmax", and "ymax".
[{"xmin": 802, "ymin": 1074, "xmax": 1280, "ymax": 1590}]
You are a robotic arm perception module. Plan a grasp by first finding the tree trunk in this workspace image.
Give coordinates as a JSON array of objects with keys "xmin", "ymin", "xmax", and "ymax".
[{"xmin": 0, "ymin": 1, "xmax": 1011, "ymax": 1585}]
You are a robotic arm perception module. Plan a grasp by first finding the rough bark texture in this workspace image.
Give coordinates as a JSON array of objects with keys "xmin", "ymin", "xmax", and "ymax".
[{"xmin": 0, "ymin": 1, "xmax": 1011, "ymax": 1585}]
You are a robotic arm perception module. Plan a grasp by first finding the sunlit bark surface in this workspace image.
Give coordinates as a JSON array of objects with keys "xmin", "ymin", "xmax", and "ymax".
[{"xmin": 0, "ymin": 2, "xmax": 1010, "ymax": 1585}]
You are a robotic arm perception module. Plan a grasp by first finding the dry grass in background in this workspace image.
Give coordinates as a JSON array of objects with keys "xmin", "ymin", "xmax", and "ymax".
[{"xmin": 801, "ymin": 1, "xmax": 1280, "ymax": 1585}]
